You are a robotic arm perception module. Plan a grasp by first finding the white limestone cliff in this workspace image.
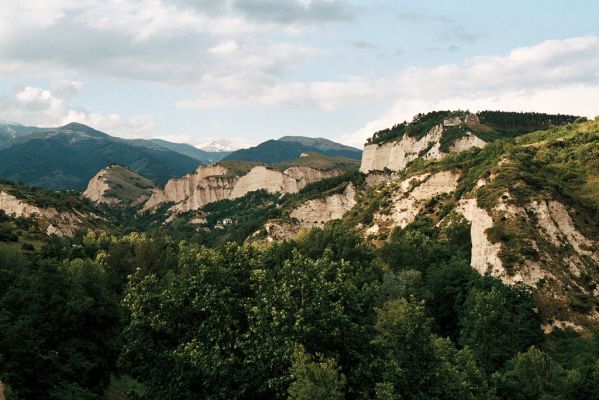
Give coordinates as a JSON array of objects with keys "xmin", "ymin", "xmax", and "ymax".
[
  {"xmin": 0, "ymin": 191, "xmax": 90, "ymax": 236},
  {"xmin": 360, "ymin": 124, "xmax": 486, "ymax": 174},
  {"xmin": 144, "ymin": 164, "xmax": 342, "ymax": 214}
]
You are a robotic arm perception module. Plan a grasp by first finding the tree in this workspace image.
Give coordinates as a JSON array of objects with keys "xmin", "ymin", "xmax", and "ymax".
[
  {"xmin": 372, "ymin": 298, "xmax": 492, "ymax": 400},
  {"xmin": 496, "ymin": 347, "xmax": 582, "ymax": 400},
  {"xmin": 287, "ymin": 345, "xmax": 346, "ymax": 400},
  {"xmin": 459, "ymin": 283, "xmax": 543, "ymax": 372},
  {"xmin": 121, "ymin": 243, "xmax": 253, "ymax": 400},
  {"xmin": 0, "ymin": 256, "xmax": 120, "ymax": 399},
  {"xmin": 243, "ymin": 250, "xmax": 380, "ymax": 399}
]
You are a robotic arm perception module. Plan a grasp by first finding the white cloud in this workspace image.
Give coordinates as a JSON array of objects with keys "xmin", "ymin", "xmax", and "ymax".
[
  {"xmin": 0, "ymin": 0, "xmax": 321, "ymax": 86},
  {"xmin": 0, "ymin": 86, "xmax": 155, "ymax": 138},
  {"xmin": 208, "ymin": 40, "xmax": 240, "ymax": 55},
  {"xmin": 336, "ymin": 36, "xmax": 599, "ymax": 147},
  {"xmin": 50, "ymin": 79, "xmax": 83, "ymax": 98}
]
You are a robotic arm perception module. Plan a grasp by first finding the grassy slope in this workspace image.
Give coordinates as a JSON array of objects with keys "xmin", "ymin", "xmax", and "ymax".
[
  {"xmin": 102, "ymin": 165, "xmax": 157, "ymax": 204},
  {"xmin": 356, "ymin": 118, "xmax": 599, "ymax": 327},
  {"xmin": 219, "ymin": 152, "xmax": 360, "ymax": 175}
]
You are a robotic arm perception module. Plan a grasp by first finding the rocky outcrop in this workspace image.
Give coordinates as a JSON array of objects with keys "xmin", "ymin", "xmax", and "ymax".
[
  {"xmin": 144, "ymin": 164, "xmax": 342, "ymax": 214},
  {"xmin": 360, "ymin": 125, "xmax": 444, "ymax": 173},
  {"xmin": 360, "ymin": 123, "xmax": 487, "ymax": 173},
  {"xmin": 290, "ymin": 183, "xmax": 357, "ymax": 227},
  {"xmin": 83, "ymin": 164, "xmax": 157, "ymax": 206},
  {"xmin": 449, "ymin": 133, "xmax": 486, "ymax": 153},
  {"xmin": 83, "ymin": 168, "xmax": 116, "ymax": 204},
  {"xmin": 261, "ymin": 183, "xmax": 357, "ymax": 241},
  {"xmin": 367, "ymin": 171, "xmax": 461, "ymax": 235},
  {"xmin": 143, "ymin": 164, "xmax": 235, "ymax": 213},
  {"xmin": 0, "ymin": 191, "xmax": 91, "ymax": 236},
  {"xmin": 455, "ymin": 198, "xmax": 504, "ymax": 276}
]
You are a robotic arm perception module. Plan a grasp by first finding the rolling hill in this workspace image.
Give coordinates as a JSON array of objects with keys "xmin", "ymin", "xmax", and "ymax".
[
  {"xmin": 0, "ymin": 122, "xmax": 200, "ymax": 190},
  {"xmin": 224, "ymin": 137, "xmax": 362, "ymax": 163}
]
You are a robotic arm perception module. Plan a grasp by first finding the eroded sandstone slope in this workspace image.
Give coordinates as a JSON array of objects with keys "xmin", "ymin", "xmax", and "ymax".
[{"xmin": 143, "ymin": 163, "xmax": 343, "ymax": 214}]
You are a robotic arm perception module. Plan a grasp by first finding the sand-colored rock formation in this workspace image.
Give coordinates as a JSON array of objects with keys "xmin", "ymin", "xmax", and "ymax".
[
  {"xmin": 83, "ymin": 164, "xmax": 157, "ymax": 206},
  {"xmin": 449, "ymin": 133, "xmax": 486, "ymax": 153},
  {"xmin": 0, "ymin": 191, "xmax": 90, "ymax": 236},
  {"xmin": 360, "ymin": 125, "xmax": 444, "ymax": 173},
  {"xmin": 360, "ymin": 124, "xmax": 487, "ymax": 174},
  {"xmin": 455, "ymin": 198, "xmax": 504, "ymax": 277},
  {"xmin": 261, "ymin": 183, "xmax": 357, "ymax": 241},
  {"xmin": 144, "ymin": 164, "xmax": 342, "ymax": 214},
  {"xmin": 83, "ymin": 168, "xmax": 116, "ymax": 204},
  {"xmin": 368, "ymin": 171, "xmax": 461, "ymax": 235},
  {"xmin": 290, "ymin": 183, "xmax": 357, "ymax": 227}
]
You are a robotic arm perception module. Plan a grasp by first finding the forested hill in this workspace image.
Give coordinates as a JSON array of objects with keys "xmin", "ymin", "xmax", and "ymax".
[
  {"xmin": 1, "ymin": 114, "xmax": 599, "ymax": 400},
  {"xmin": 224, "ymin": 137, "xmax": 362, "ymax": 162},
  {"xmin": 0, "ymin": 122, "xmax": 201, "ymax": 189}
]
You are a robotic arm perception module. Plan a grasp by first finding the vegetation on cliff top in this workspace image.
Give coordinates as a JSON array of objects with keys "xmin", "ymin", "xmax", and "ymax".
[{"xmin": 366, "ymin": 110, "xmax": 580, "ymax": 146}]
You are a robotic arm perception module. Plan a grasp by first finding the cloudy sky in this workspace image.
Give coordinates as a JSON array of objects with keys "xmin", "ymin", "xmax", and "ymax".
[{"xmin": 0, "ymin": 0, "xmax": 598, "ymax": 148}]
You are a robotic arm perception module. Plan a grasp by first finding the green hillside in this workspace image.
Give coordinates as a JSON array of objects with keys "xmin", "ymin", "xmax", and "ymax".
[
  {"xmin": 278, "ymin": 135, "xmax": 362, "ymax": 159},
  {"xmin": 0, "ymin": 123, "xmax": 200, "ymax": 190},
  {"xmin": 93, "ymin": 164, "xmax": 158, "ymax": 205},
  {"xmin": 224, "ymin": 137, "xmax": 362, "ymax": 163}
]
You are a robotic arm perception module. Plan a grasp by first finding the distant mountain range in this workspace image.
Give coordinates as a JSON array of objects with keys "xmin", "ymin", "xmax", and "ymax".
[
  {"xmin": 0, "ymin": 123, "xmax": 361, "ymax": 190},
  {"xmin": 0, "ymin": 122, "xmax": 209, "ymax": 189},
  {"xmin": 149, "ymin": 139, "xmax": 230, "ymax": 162},
  {"xmin": 224, "ymin": 136, "xmax": 362, "ymax": 163}
]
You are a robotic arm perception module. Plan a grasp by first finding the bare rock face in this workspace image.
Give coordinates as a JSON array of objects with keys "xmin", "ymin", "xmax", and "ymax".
[
  {"xmin": 290, "ymin": 183, "xmax": 357, "ymax": 227},
  {"xmin": 449, "ymin": 133, "xmax": 486, "ymax": 153},
  {"xmin": 261, "ymin": 183, "xmax": 357, "ymax": 241},
  {"xmin": 360, "ymin": 124, "xmax": 486, "ymax": 173},
  {"xmin": 83, "ymin": 168, "xmax": 116, "ymax": 204},
  {"xmin": 360, "ymin": 125, "xmax": 444, "ymax": 173},
  {"xmin": 143, "ymin": 164, "xmax": 236, "ymax": 212},
  {"xmin": 0, "ymin": 191, "xmax": 90, "ymax": 237},
  {"xmin": 144, "ymin": 164, "xmax": 342, "ymax": 214},
  {"xmin": 367, "ymin": 171, "xmax": 461, "ymax": 236},
  {"xmin": 456, "ymin": 197, "xmax": 504, "ymax": 276},
  {"xmin": 83, "ymin": 164, "xmax": 157, "ymax": 206}
]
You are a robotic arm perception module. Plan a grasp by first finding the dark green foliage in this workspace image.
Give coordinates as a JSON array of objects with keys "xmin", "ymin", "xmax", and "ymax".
[
  {"xmin": 478, "ymin": 111, "xmax": 579, "ymax": 137},
  {"xmin": 373, "ymin": 299, "xmax": 493, "ymax": 400},
  {"xmin": 287, "ymin": 346, "xmax": 346, "ymax": 400},
  {"xmin": 0, "ymin": 254, "xmax": 121, "ymax": 399},
  {"xmin": 0, "ymin": 179, "xmax": 98, "ymax": 211},
  {"xmin": 495, "ymin": 347, "xmax": 582, "ymax": 400},
  {"xmin": 0, "ymin": 123, "xmax": 199, "ymax": 189},
  {"xmin": 367, "ymin": 111, "xmax": 452, "ymax": 145},
  {"xmin": 439, "ymin": 125, "xmax": 470, "ymax": 152},
  {"xmin": 459, "ymin": 281, "xmax": 543, "ymax": 372}
]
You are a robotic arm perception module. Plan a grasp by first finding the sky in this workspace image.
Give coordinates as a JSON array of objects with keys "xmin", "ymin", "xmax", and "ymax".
[{"xmin": 0, "ymin": 0, "xmax": 598, "ymax": 149}]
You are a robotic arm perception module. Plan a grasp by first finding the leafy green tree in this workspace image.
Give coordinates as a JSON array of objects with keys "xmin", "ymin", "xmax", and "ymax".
[
  {"xmin": 496, "ymin": 347, "xmax": 582, "ymax": 400},
  {"xmin": 373, "ymin": 298, "xmax": 492, "ymax": 400},
  {"xmin": 459, "ymin": 283, "xmax": 543, "ymax": 372},
  {"xmin": 243, "ymin": 250, "xmax": 381, "ymax": 399},
  {"xmin": 287, "ymin": 345, "xmax": 346, "ymax": 400},
  {"xmin": 121, "ymin": 243, "xmax": 253, "ymax": 400},
  {"xmin": 0, "ymin": 256, "xmax": 120, "ymax": 399}
]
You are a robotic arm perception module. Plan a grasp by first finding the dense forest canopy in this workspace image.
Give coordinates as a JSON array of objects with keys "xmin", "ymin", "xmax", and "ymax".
[{"xmin": 1, "ymin": 217, "xmax": 598, "ymax": 399}]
